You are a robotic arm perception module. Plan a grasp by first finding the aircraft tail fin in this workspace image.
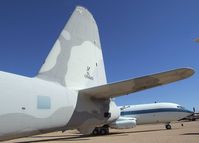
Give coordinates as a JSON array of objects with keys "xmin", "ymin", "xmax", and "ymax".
[{"xmin": 37, "ymin": 6, "xmax": 107, "ymax": 89}]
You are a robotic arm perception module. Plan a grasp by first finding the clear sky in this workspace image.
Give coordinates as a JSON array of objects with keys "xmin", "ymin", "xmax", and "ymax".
[{"xmin": 0, "ymin": 0, "xmax": 198, "ymax": 111}]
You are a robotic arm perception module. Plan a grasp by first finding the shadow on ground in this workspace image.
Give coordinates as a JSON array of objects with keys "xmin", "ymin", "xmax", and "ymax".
[
  {"xmin": 181, "ymin": 133, "xmax": 199, "ymax": 136},
  {"xmin": 15, "ymin": 128, "xmax": 170, "ymax": 143},
  {"xmin": 15, "ymin": 135, "xmax": 90, "ymax": 143}
]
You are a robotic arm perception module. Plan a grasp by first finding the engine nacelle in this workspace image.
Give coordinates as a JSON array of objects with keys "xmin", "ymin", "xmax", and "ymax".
[
  {"xmin": 109, "ymin": 116, "xmax": 136, "ymax": 129},
  {"xmin": 107, "ymin": 100, "xmax": 120, "ymax": 123}
]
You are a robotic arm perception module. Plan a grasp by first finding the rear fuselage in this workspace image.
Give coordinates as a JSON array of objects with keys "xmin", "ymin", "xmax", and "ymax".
[
  {"xmin": 0, "ymin": 71, "xmax": 118, "ymax": 141},
  {"xmin": 0, "ymin": 71, "xmax": 78, "ymax": 140}
]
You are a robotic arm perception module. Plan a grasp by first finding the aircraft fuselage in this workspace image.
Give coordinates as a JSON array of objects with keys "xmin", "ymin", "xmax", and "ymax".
[
  {"xmin": 0, "ymin": 71, "xmax": 77, "ymax": 140},
  {"xmin": 120, "ymin": 103, "xmax": 192, "ymax": 125}
]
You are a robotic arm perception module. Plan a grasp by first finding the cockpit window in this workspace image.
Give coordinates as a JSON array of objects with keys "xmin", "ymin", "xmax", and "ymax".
[
  {"xmin": 120, "ymin": 105, "xmax": 130, "ymax": 110},
  {"xmin": 177, "ymin": 106, "xmax": 186, "ymax": 110}
]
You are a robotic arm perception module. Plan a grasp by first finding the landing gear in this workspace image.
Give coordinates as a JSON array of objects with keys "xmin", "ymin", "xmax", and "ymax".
[
  {"xmin": 92, "ymin": 125, "xmax": 109, "ymax": 136},
  {"xmin": 100, "ymin": 128, "xmax": 107, "ymax": 135},
  {"xmin": 92, "ymin": 128, "xmax": 99, "ymax": 135},
  {"xmin": 165, "ymin": 124, "xmax": 171, "ymax": 130}
]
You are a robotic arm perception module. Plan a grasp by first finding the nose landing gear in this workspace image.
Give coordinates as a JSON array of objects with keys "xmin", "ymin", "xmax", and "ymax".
[{"xmin": 165, "ymin": 124, "xmax": 171, "ymax": 130}]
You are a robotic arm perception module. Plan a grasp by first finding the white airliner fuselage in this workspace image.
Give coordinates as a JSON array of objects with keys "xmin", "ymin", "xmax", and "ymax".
[{"xmin": 119, "ymin": 102, "xmax": 192, "ymax": 128}]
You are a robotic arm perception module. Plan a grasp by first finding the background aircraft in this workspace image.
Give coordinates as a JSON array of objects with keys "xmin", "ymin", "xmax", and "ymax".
[
  {"xmin": 118, "ymin": 102, "xmax": 192, "ymax": 129},
  {"xmin": 0, "ymin": 6, "xmax": 194, "ymax": 141},
  {"xmin": 92, "ymin": 102, "xmax": 192, "ymax": 135}
]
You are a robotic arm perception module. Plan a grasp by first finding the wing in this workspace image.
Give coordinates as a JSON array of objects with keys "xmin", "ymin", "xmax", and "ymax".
[{"xmin": 79, "ymin": 68, "xmax": 194, "ymax": 99}]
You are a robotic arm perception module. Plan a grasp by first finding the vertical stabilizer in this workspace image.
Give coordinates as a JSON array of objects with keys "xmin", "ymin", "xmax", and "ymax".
[{"xmin": 37, "ymin": 6, "xmax": 107, "ymax": 89}]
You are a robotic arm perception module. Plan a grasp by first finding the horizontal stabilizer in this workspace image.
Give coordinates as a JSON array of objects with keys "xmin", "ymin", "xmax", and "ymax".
[{"xmin": 79, "ymin": 68, "xmax": 194, "ymax": 99}]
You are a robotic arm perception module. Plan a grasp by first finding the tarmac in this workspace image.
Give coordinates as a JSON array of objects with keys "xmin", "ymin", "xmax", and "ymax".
[{"xmin": 4, "ymin": 120, "xmax": 199, "ymax": 143}]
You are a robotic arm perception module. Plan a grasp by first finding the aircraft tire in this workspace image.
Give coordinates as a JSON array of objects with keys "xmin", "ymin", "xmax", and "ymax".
[
  {"xmin": 92, "ymin": 129, "xmax": 99, "ymax": 136},
  {"xmin": 99, "ymin": 129, "xmax": 107, "ymax": 135},
  {"xmin": 165, "ymin": 124, "xmax": 171, "ymax": 130}
]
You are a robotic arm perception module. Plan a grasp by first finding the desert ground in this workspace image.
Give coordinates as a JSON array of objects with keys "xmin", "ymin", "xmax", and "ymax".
[{"xmin": 4, "ymin": 121, "xmax": 199, "ymax": 143}]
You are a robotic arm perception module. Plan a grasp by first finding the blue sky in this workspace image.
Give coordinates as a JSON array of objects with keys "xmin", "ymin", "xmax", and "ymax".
[{"xmin": 0, "ymin": 0, "xmax": 198, "ymax": 111}]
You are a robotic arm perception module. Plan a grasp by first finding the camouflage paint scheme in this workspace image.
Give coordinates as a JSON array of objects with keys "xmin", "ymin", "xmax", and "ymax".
[
  {"xmin": 37, "ymin": 6, "xmax": 117, "ymax": 134},
  {"xmin": 37, "ymin": 6, "xmax": 107, "ymax": 89},
  {"xmin": 0, "ymin": 6, "xmax": 119, "ymax": 141},
  {"xmin": 79, "ymin": 68, "xmax": 194, "ymax": 99},
  {"xmin": 0, "ymin": 6, "xmax": 194, "ymax": 141},
  {"xmin": 0, "ymin": 71, "xmax": 78, "ymax": 141}
]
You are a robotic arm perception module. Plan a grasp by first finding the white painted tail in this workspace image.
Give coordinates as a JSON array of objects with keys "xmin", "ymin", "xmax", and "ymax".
[{"xmin": 37, "ymin": 6, "xmax": 107, "ymax": 89}]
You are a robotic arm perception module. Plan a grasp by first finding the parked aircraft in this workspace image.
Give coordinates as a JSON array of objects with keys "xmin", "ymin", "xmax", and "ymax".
[
  {"xmin": 118, "ymin": 103, "xmax": 192, "ymax": 129},
  {"xmin": 92, "ymin": 102, "xmax": 192, "ymax": 135},
  {"xmin": 0, "ymin": 6, "xmax": 194, "ymax": 141}
]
